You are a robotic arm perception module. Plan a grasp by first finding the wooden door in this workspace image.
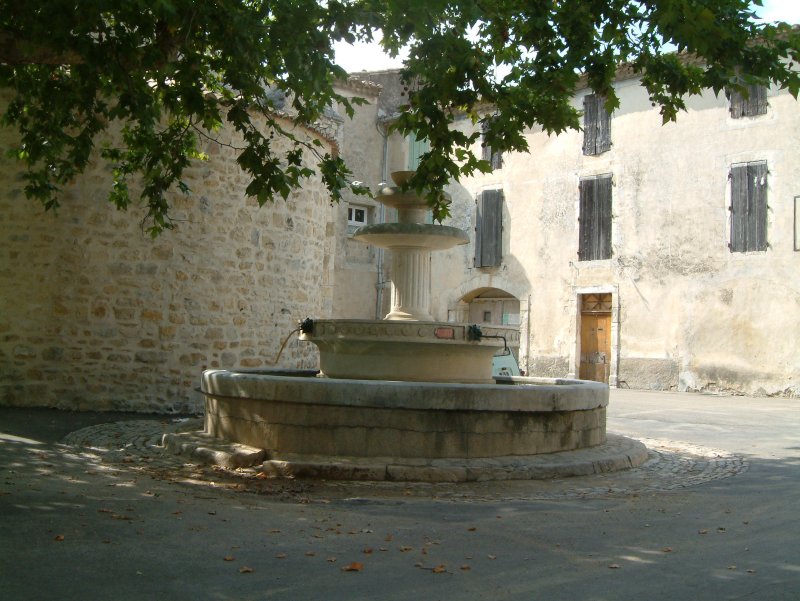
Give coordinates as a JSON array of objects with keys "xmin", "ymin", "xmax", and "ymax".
[{"xmin": 579, "ymin": 312, "xmax": 611, "ymax": 382}]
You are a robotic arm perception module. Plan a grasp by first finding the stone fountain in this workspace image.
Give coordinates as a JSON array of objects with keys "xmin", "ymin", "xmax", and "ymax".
[{"xmin": 200, "ymin": 171, "xmax": 647, "ymax": 482}]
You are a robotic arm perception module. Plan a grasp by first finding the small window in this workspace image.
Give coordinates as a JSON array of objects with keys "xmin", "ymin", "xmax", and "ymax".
[
  {"xmin": 729, "ymin": 161, "xmax": 768, "ymax": 252},
  {"xmin": 728, "ymin": 84, "xmax": 768, "ymax": 119},
  {"xmin": 481, "ymin": 120, "xmax": 503, "ymax": 171},
  {"xmin": 347, "ymin": 205, "xmax": 368, "ymax": 227},
  {"xmin": 582, "ymin": 94, "xmax": 611, "ymax": 156},
  {"xmin": 474, "ymin": 189, "xmax": 503, "ymax": 268},
  {"xmin": 483, "ymin": 311, "xmax": 492, "ymax": 323},
  {"xmin": 578, "ymin": 174, "xmax": 612, "ymax": 261}
]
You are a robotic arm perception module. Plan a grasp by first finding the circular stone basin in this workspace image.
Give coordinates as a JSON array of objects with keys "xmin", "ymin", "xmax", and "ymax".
[
  {"xmin": 353, "ymin": 223, "xmax": 469, "ymax": 250},
  {"xmin": 201, "ymin": 369, "xmax": 609, "ymax": 466}
]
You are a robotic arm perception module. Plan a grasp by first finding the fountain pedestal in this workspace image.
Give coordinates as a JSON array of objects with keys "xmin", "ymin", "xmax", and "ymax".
[{"xmin": 300, "ymin": 171, "xmax": 512, "ymax": 382}]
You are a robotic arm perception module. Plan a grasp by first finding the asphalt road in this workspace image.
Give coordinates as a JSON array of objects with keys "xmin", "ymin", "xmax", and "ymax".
[{"xmin": 1, "ymin": 389, "xmax": 798, "ymax": 601}]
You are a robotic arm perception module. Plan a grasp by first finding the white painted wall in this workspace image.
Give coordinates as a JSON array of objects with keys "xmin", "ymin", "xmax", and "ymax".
[{"xmin": 431, "ymin": 77, "xmax": 800, "ymax": 396}]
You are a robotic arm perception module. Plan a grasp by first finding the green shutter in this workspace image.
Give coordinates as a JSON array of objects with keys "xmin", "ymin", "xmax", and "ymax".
[{"xmin": 407, "ymin": 135, "xmax": 430, "ymax": 170}]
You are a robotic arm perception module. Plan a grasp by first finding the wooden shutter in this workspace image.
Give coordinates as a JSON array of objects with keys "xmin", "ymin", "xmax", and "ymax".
[
  {"xmin": 474, "ymin": 189, "xmax": 503, "ymax": 267},
  {"xmin": 750, "ymin": 85, "xmax": 768, "ymax": 116},
  {"xmin": 481, "ymin": 121, "xmax": 491, "ymax": 162},
  {"xmin": 583, "ymin": 95, "xmax": 611, "ymax": 156},
  {"xmin": 748, "ymin": 162, "xmax": 768, "ymax": 250},
  {"xmin": 482, "ymin": 121, "xmax": 503, "ymax": 170},
  {"xmin": 730, "ymin": 161, "xmax": 768, "ymax": 252},
  {"xmin": 730, "ymin": 164, "xmax": 747, "ymax": 251},
  {"xmin": 579, "ymin": 175, "xmax": 612, "ymax": 261},
  {"xmin": 729, "ymin": 85, "xmax": 768, "ymax": 118},
  {"xmin": 582, "ymin": 95, "xmax": 598, "ymax": 155}
]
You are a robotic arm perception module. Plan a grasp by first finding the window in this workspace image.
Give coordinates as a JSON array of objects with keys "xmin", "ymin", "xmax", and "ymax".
[
  {"xmin": 728, "ymin": 84, "xmax": 768, "ymax": 119},
  {"xmin": 347, "ymin": 204, "xmax": 368, "ymax": 228},
  {"xmin": 474, "ymin": 189, "xmax": 503, "ymax": 268},
  {"xmin": 582, "ymin": 94, "xmax": 611, "ymax": 156},
  {"xmin": 481, "ymin": 120, "xmax": 503, "ymax": 170},
  {"xmin": 578, "ymin": 174, "xmax": 612, "ymax": 261},
  {"xmin": 729, "ymin": 161, "xmax": 768, "ymax": 252}
]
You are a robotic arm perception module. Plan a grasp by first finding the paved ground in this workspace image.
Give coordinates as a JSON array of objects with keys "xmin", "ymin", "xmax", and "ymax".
[{"xmin": 1, "ymin": 389, "xmax": 798, "ymax": 600}]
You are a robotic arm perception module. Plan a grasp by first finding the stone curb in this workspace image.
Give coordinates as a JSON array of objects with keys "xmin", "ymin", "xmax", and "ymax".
[
  {"xmin": 161, "ymin": 430, "xmax": 648, "ymax": 482},
  {"xmin": 161, "ymin": 432, "xmax": 268, "ymax": 469}
]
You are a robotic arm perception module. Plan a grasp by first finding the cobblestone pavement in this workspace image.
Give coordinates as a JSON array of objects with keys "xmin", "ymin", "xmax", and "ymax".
[{"xmin": 61, "ymin": 418, "xmax": 749, "ymax": 502}]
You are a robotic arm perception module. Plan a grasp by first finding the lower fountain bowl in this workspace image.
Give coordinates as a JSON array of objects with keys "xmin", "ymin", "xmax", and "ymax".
[
  {"xmin": 201, "ymin": 369, "xmax": 608, "ymax": 461},
  {"xmin": 300, "ymin": 319, "xmax": 519, "ymax": 383}
]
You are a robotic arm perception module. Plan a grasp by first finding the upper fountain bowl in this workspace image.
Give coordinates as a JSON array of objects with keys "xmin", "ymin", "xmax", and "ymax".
[{"xmin": 391, "ymin": 171, "xmax": 415, "ymax": 186}]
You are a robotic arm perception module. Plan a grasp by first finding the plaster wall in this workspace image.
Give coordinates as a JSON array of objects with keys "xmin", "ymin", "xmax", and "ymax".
[
  {"xmin": 433, "ymin": 78, "xmax": 800, "ymax": 396},
  {"xmin": 0, "ymin": 113, "xmax": 336, "ymax": 412}
]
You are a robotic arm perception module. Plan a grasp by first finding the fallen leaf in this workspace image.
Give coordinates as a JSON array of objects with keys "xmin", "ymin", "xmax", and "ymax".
[
  {"xmin": 305, "ymin": 551, "xmax": 316, "ymax": 557},
  {"xmin": 275, "ymin": 553, "xmax": 287, "ymax": 559},
  {"xmin": 608, "ymin": 564, "xmax": 621, "ymax": 569},
  {"xmin": 239, "ymin": 566, "xmax": 253, "ymax": 573},
  {"xmin": 327, "ymin": 557, "xmax": 337, "ymax": 563},
  {"xmin": 255, "ymin": 472, "xmax": 268, "ymax": 480},
  {"xmin": 208, "ymin": 511, "xmax": 216, "ymax": 516},
  {"xmin": 698, "ymin": 529, "xmax": 709, "ymax": 535},
  {"xmin": 223, "ymin": 556, "xmax": 235, "ymax": 562},
  {"xmin": 717, "ymin": 527, "xmax": 727, "ymax": 533},
  {"xmin": 54, "ymin": 535, "xmax": 65, "ymax": 542},
  {"xmin": 362, "ymin": 547, "xmax": 373, "ymax": 555},
  {"xmin": 467, "ymin": 527, "xmax": 477, "ymax": 531},
  {"xmin": 379, "ymin": 547, "xmax": 388, "ymax": 552},
  {"xmin": 728, "ymin": 565, "xmax": 737, "ymax": 570},
  {"xmin": 460, "ymin": 565, "xmax": 472, "ymax": 571},
  {"xmin": 399, "ymin": 546, "xmax": 413, "ymax": 552},
  {"xmin": 747, "ymin": 569, "xmax": 757, "ymax": 574},
  {"xmin": 487, "ymin": 555, "xmax": 497, "ymax": 560},
  {"xmin": 269, "ymin": 529, "xmax": 281, "ymax": 534},
  {"xmin": 432, "ymin": 565, "xmax": 447, "ymax": 573},
  {"xmin": 662, "ymin": 547, "xmax": 673, "ymax": 553},
  {"xmin": 98, "ymin": 508, "xmax": 113, "ymax": 513},
  {"xmin": 341, "ymin": 562, "xmax": 364, "ymax": 572}
]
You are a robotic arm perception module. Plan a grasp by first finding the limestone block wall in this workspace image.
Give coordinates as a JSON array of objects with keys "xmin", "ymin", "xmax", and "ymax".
[
  {"xmin": 0, "ymin": 114, "xmax": 336, "ymax": 412},
  {"xmin": 330, "ymin": 80, "xmax": 387, "ymax": 320}
]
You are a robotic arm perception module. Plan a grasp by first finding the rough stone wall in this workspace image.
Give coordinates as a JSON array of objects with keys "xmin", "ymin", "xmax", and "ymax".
[
  {"xmin": 329, "ymin": 82, "xmax": 386, "ymax": 320},
  {"xmin": 0, "ymin": 113, "xmax": 336, "ymax": 412}
]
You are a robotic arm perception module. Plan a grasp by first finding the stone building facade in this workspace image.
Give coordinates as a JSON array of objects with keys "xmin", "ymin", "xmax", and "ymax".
[
  {"xmin": 0, "ymin": 110, "xmax": 338, "ymax": 412},
  {"xmin": 433, "ymin": 74, "xmax": 800, "ymax": 396},
  {"xmin": 332, "ymin": 69, "xmax": 799, "ymax": 397}
]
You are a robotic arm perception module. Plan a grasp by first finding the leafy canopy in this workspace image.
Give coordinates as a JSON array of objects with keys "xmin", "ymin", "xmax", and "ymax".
[{"xmin": 1, "ymin": 0, "xmax": 798, "ymax": 233}]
